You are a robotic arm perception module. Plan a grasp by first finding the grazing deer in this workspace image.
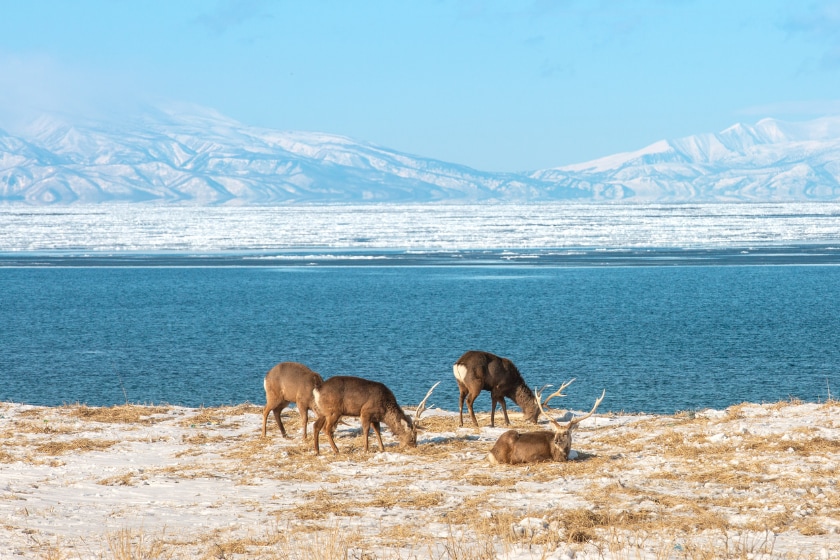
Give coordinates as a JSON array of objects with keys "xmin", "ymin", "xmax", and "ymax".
[
  {"xmin": 453, "ymin": 350, "xmax": 540, "ymax": 427},
  {"xmin": 487, "ymin": 381, "xmax": 605, "ymax": 465},
  {"xmin": 312, "ymin": 376, "xmax": 439, "ymax": 455},
  {"xmin": 261, "ymin": 362, "xmax": 324, "ymax": 439}
]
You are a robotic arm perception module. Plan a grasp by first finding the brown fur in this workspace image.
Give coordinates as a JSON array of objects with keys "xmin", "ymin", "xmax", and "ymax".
[
  {"xmin": 487, "ymin": 429, "xmax": 572, "ymax": 465},
  {"xmin": 488, "ymin": 387, "xmax": 605, "ymax": 465},
  {"xmin": 453, "ymin": 350, "xmax": 539, "ymax": 427},
  {"xmin": 261, "ymin": 362, "xmax": 324, "ymax": 439},
  {"xmin": 312, "ymin": 375, "xmax": 416, "ymax": 455}
]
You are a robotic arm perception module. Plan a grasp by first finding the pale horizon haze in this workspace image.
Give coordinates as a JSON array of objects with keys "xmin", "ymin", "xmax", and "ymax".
[{"xmin": 2, "ymin": 0, "xmax": 840, "ymax": 172}]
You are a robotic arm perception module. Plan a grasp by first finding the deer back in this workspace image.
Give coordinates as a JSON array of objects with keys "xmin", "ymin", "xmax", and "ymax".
[
  {"xmin": 455, "ymin": 351, "xmax": 527, "ymax": 394},
  {"xmin": 453, "ymin": 350, "xmax": 488, "ymax": 386},
  {"xmin": 264, "ymin": 362, "xmax": 323, "ymax": 403},
  {"xmin": 315, "ymin": 376, "xmax": 409, "ymax": 423},
  {"xmin": 488, "ymin": 429, "xmax": 569, "ymax": 465}
]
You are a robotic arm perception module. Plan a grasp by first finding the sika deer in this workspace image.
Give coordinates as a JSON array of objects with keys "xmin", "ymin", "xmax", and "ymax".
[
  {"xmin": 487, "ymin": 381, "xmax": 605, "ymax": 465},
  {"xmin": 261, "ymin": 362, "xmax": 324, "ymax": 439},
  {"xmin": 312, "ymin": 376, "xmax": 439, "ymax": 455},
  {"xmin": 453, "ymin": 350, "xmax": 540, "ymax": 427}
]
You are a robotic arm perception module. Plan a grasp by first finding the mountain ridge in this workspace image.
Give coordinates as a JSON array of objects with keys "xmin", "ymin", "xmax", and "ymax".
[{"xmin": 2, "ymin": 109, "xmax": 840, "ymax": 204}]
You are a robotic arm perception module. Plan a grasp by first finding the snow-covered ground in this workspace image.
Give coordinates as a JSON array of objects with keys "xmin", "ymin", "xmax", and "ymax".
[
  {"xmin": 2, "ymin": 202, "xmax": 840, "ymax": 253},
  {"xmin": 1, "ymin": 400, "xmax": 838, "ymax": 559}
]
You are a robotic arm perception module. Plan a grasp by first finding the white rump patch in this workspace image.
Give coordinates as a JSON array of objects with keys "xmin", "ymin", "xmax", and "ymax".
[
  {"xmin": 453, "ymin": 363, "xmax": 468, "ymax": 382},
  {"xmin": 312, "ymin": 388, "xmax": 321, "ymax": 408}
]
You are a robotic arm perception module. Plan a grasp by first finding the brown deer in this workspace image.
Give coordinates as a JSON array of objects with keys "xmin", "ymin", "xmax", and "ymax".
[
  {"xmin": 453, "ymin": 350, "xmax": 540, "ymax": 427},
  {"xmin": 487, "ymin": 381, "xmax": 605, "ymax": 465},
  {"xmin": 312, "ymin": 376, "xmax": 439, "ymax": 455},
  {"xmin": 261, "ymin": 362, "xmax": 324, "ymax": 439}
]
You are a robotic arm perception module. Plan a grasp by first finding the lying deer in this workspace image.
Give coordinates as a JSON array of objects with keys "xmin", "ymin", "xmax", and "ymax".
[
  {"xmin": 312, "ymin": 376, "xmax": 439, "ymax": 455},
  {"xmin": 487, "ymin": 380, "xmax": 605, "ymax": 465},
  {"xmin": 453, "ymin": 350, "xmax": 540, "ymax": 427},
  {"xmin": 261, "ymin": 362, "xmax": 324, "ymax": 439}
]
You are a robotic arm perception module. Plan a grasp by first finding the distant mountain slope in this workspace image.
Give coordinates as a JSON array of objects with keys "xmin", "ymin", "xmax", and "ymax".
[
  {"xmin": 1, "ymin": 108, "xmax": 839, "ymax": 204},
  {"xmin": 0, "ymin": 108, "xmax": 583, "ymax": 204},
  {"xmin": 532, "ymin": 117, "xmax": 840, "ymax": 202}
]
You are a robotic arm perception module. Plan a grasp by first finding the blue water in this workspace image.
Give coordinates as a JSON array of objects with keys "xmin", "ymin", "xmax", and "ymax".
[{"xmin": 1, "ymin": 262, "xmax": 838, "ymax": 414}]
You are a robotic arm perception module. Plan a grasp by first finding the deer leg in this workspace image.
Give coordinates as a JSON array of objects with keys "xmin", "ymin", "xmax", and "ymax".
[
  {"xmin": 262, "ymin": 398, "xmax": 285, "ymax": 437},
  {"xmin": 321, "ymin": 414, "xmax": 340, "ymax": 454},
  {"xmin": 466, "ymin": 393, "xmax": 480, "ymax": 427},
  {"xmin": 490, "ymin": 397, "xmax": 498, "ymax": 427},
  {"xmin": 327, "ymin": 416, "xmax": 341, "ymax": 454},
  {"xmin": 371, "ymin": 421, "xmax": 385, "ymax": 451},
  {"xmin": 499, "ymin": 398, "xmax": 511, "ymax": 426},
  {"xmin": 261, "ymin": 404, "xmax": 272, "ymax": 438},
  {"xmin": 458, "ymin": 386, "xmax": 468, "ymax": 427},
  {"xmin": 266, "ymin": 401, "xmax": 290, "ymax": 438},
  {"xmin": 360, "ymin": 415, "xmax": 371, "ymax": 452},
  {"xmin": 298, "ymin": 405, "xmax": 309, "ymax": 439},
  {"xmin": 313, "ymin": 416, "xmax": 326, "ymax": 455},
  {"xmin": 275, "ymin": 401, "xmax": 291, "ymax": 437}
]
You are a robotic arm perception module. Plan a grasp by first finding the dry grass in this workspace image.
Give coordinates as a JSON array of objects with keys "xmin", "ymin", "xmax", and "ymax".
[
  {"xmin": 180, "ymin": 403, "xmax": 261, "ymax": 428},
  {"xmin": 97, "ymin": 472, "xmax": 137, "ymax": 486},
  {"xmin": 64, "ymin": 403, "xmax": 171, "ymax": 424},
  {"xmin": 289, "ymin": 489, "xmax": 363, "ymax": 521},
  {"xmin": 106, "ymin": 527, "xmax": 172, "ymax": 560},
  {"xmin": 364, "ymin": 488, "xmax": 446, "ymax": 509},
  {"xmin": 786, "ymin": 436, "xmax": 840, "ymax": 455},
  {"xmin": 415, "ymin": 413, "xmax": 461, "ymax": 433},
  {"xmin": 462, "ymin": 473, "xmax": 517, "ymax": 487},
  {"xmin": 12, "ymin": 407, "xmax": 50, "ymax": 418},
  {"xmin": 34, "ymin": 438, "xmax": 117, "ymax": 455},
  {"xmin": 12, "ymin": 420, "xmax": 86, "ymax": 435},
  {"xmin": 181, "ymin": 432, "xmax": 226, "ymax": 445},
  {"xmin": 442, "ymin": 490, "xmax": 499, "ymax": 526},
  {"xmin": 3, "ymin": 400, "xmax": 840, "ymax": 559}
]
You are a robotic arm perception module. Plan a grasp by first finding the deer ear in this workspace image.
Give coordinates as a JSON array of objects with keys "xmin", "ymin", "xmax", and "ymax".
[{"xmin": 401, "ymin": 419, "xmax": 409, "ymax": 431}]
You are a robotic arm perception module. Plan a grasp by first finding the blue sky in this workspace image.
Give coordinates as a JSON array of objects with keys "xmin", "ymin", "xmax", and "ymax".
[{"xmin": 1, "ymin": 0, "xmax": 839, "ymax": 171}]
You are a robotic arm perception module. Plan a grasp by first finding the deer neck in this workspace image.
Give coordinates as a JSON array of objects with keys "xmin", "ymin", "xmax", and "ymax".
[
  {"xmin": 512, "ymin": 384, "xmax": 538, "ymax": 420},
  {"xmin": 384, "ymin": 407, "xmax": 412, "ymax": 437}
]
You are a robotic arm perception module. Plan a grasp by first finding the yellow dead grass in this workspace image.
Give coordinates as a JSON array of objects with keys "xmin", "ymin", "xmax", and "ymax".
[
  {"xmin": 4, "ymin": 399, "xmax": 840, "ymax": 559},
  {"xmin": 64, "ymin": 403, "xmax": 171, "ymax": 424},
  {"xmin": 34, "ymin": 438, "xmax": 117, "ymax": 455},
  {"xmin": 180, "ymin": 403, "xmax": 261, "ymax": 428}
]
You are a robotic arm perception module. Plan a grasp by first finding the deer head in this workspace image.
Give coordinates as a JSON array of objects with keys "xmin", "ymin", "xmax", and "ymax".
[
  {"xmin": 535, "ymin": 383, "xmax": 605, "ymax": 460},
  {"xmin": 399, "ymin": 381, "xmax": 440, "ymax": 447}
]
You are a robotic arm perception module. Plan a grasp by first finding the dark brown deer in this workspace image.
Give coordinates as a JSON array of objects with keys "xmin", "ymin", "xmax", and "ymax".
[
  {"xmin": 487, "ymin": 382, "xmax": 605, "ymax": 465},
  {"xmin": 261, "ymin": 362, "xmax": 324, "ymax": 439},
  {"xmin": 453, "ymin": 350, "xmax": 540, "ymax": 427},
  {"xmin": 312, "ymin": 376, "xmax": 439, "ymax": 454}
]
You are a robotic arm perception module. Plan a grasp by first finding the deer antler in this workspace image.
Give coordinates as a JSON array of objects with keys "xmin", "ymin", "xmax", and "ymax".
[
  {"xmin": 566, "ymin": 389, "xmax": 606, "ymax": 430},
  {"xmin": 534, "ymin": 386, "xmax": 564, "ymax": 432},
  {"xmin": 414, "ymin": 381, "xmax": 440, "ymax": 424},
  {"xmin": 540, "ymin": 378, "xmax": 576, "ymax": 410}
]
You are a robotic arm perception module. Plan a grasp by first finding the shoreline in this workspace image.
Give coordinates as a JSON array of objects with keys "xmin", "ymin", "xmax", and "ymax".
[
  {"xmin": 1, "ymin": 399, "xmax": 838, "ymax": 559},
  {"xmin": 2, "ymin": 244, "xmax": 840, "ymax": 268}
]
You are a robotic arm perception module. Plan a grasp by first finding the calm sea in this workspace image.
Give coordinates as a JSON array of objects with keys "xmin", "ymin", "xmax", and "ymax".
[{"xmin": 1, "ymin": 256, "xmax": 838, "ymax": 414}]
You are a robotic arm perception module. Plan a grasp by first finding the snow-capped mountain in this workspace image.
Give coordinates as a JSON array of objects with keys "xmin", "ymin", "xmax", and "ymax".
[
  {"xmin": 0, "ymin": 108, "xmax": 583, "ymax": 204},
  {"xmin": 1, "ymin": 107, "xmax": 839, "ymax": 204},
  {"xmin": 532, "ymin": 117, "xmax": 840, "ymax": 202}
]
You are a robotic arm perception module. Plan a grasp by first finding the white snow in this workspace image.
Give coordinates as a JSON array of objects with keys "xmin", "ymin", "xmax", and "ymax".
[
  {"xmin": 3, "ymin": 111, "xmax": 840, "ymax": 204},
  {"xmin": 1, "ymin": 400, "xmax": 838, "ymax": 558},
  {"xmin": 1, "ymin": 202, "xmax": 840, "ymax": 253}
]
